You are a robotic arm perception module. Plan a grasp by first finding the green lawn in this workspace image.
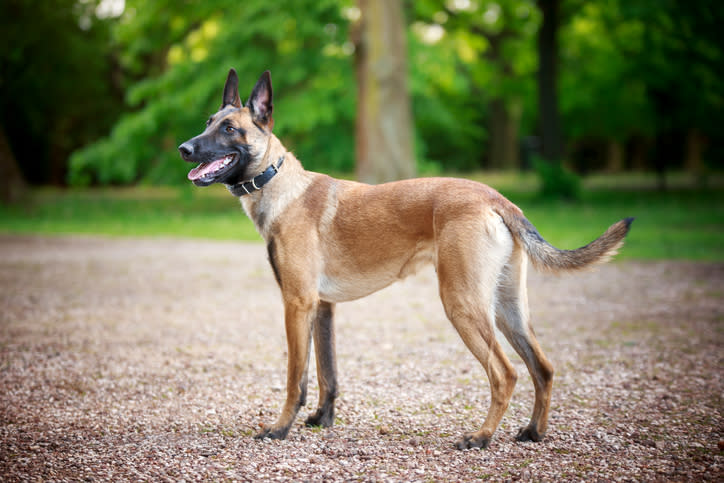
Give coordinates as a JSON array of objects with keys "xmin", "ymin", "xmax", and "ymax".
[
  {"xmin": 0, "ymin": 184, "xmax": 261, "ymax": 242},
  {"xmin": 1, "ymin": 173, "xmax": 722, "ymax": 261}
]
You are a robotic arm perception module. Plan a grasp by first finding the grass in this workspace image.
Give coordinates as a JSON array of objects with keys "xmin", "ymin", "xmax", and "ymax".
[
  {"xmin": 0, "ymin": 184, "xmax": 260, "ymax": 242},
  {"xmin": 503, "ymin": 186, "xmax": 724, "ymax": 261},
  {"xmin": 1, "ymin": 172, "xmax": 722, "ymax": 261}
]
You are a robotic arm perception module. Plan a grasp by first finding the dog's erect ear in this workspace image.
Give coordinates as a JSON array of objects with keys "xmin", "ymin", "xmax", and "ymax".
[
  {"xmin": 248, "ymin": 70, "xmax": 274, "ymax": 129},
  {"xmin": 221, "ymin": 68, "xmax": 241, "ymax": 109}
]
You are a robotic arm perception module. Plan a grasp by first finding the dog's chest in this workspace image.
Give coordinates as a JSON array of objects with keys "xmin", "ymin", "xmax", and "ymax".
[{"xmin": 239, "ymin": 180, "xmax": 311, "ymax": 237}]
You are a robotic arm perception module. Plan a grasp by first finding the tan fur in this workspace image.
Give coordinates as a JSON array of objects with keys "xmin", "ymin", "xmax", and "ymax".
[{"xmin": 181, "ymin": 71, "xmax": 633, "ymax": 449}]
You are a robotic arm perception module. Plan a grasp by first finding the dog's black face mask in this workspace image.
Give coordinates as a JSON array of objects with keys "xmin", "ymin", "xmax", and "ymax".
[
  {"xmin": 178, "ymin": 69, "xmax": 274, "ymax": 187},
  {"xmin": 178, "ymin": 107, "xmax": 253, "ymax": 187}
]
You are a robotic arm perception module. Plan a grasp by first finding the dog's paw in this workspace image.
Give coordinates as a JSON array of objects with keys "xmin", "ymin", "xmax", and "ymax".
[
  {"xmin": 455, "ymin": 432, "xmax": 491, "ymax": 450},
  {"xmin": 304, "ymin": 408, "xmax": 335, "ymax": 428},
  {"xmin": 515, "ymin": 425, "xmax": 543, "ymax": 442},
  {"xmin": 254, "ymin": 425, "xmax": 291, "ymax": 441}
]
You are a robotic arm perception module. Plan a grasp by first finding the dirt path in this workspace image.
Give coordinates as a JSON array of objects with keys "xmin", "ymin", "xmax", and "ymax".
[{"xmin": 1, "ymin": 235, "xmax": 722, "ymax": 481}]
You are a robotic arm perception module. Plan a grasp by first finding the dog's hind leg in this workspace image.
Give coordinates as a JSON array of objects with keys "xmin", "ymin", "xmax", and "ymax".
[
  {"xmin": 436, "ymin": 215, "xmax": 518, "ymax": 450},
  {"xmin": 446, "ymin": 311, "xmax": 517, "ymax": 450},
  {"xmin": 495, "ymin": 246, "xmax": 554, "ymax": 442},
  {"xmin": 305, "ymin": 301, "xmax": 338, "ymax": 428}
]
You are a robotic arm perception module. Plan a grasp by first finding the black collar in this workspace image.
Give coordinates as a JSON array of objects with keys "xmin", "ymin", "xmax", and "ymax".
[{"xmin": 227, "ymin": 154, "xmax": 285, "ymax": 197}]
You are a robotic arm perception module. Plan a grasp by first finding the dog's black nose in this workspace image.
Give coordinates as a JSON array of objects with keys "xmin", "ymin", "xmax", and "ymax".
[{"xmin": 178, "ymin": 142, "xmax": 194, "ymax": 158}]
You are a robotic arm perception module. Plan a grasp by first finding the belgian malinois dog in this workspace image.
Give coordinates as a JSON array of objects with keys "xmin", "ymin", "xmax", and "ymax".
[{"xmin": 179, "ymin": 69, "xmax": 633, "ymax": 449}]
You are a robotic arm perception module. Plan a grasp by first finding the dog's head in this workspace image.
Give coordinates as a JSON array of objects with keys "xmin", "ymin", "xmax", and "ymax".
[{"xmin": 179, "ymin": 69, "xmax": 274, "ymax": 186}]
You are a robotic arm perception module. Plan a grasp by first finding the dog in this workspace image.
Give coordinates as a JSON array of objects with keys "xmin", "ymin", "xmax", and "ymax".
[{"xmin": 178, "ymin": 69, "xmax": 633, "ymax": 449}]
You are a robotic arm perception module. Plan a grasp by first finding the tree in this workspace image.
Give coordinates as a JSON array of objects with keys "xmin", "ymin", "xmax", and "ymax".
[
  {"xmin": 354, "ymin": 0, "xmax": 415, "ymax": 183},
  {"xmin": 0, "ymin": 0, "xmax": 123, "ymax": 185},
  {"xmin": 69, "ymin": 0, "xmax": 357, "ymax": 185},
  {"xmin": 559, "ymin": 1, "xmax": 655, "ymax": 173},
  {"xmin": 533, "ymin": 0, "xmax": 584, "ymax": 199},
  {"xmin": 0, "ymin": 126, "xmax": 25, "ymax": 202},
  {"xmin": 618, "ymin": 0, "xmax": 724, "ymax": 184},
  {"xmin": 411, "ymin": 1, "xmax": 539, "ymax": 171},
  {"xmin": 559, "ymin": 0, "xmax": 723, "ymax": 180},
  {"xmin": 536, "ymin": 0, "xmax": 562, "ymax": 162},
  {"xmin": 62, "ymin": 0, "xmax": 724, "ymax": 188}
]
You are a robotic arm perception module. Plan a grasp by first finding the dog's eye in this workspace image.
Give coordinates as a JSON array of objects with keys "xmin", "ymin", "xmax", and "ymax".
[
  {"xmin": 206, "ymin": 118, "xmax": 212, "ymax": 127},
  {"xmin": 225, "ymin": 126, "xmax": 235, "ymax": 134}
]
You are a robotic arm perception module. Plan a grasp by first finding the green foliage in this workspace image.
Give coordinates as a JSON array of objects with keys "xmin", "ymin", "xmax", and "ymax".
[
  {"xmin": 559, "ymin": 1, "xmax": 654, "ymax": 140},
  {"xmin": 58, "ymin": 0, "xmax": 724, "ymax": 186},
  {"xmin": 560, "ymin": 0, "xmax": 724, "ymax": 169},
  {"xmin": 407, "ymin": 29, "xmax": 486, "ymax": 172},
  {"xmin": 616, "ymin": 0, "xmax": 724, "ymax": 132},
  {"xmin": 0, "ymin": 0, "xmax": 122, "ymax": 184},
  {"xmin": 532, "ymin": 156, "xmax": 581, "ymax": 200},
  {"xmin": 69, "ymin": 0, "xmax": 356, "ymax": 185},
  {"xmin": 410, "ymin": 0, "xmax": 540, "ymax": 169}
]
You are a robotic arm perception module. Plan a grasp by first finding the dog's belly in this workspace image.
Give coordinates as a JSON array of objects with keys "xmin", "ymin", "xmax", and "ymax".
[{"xmin": 318, "ymin": 241, "xmax": 435, "ymax": 303}]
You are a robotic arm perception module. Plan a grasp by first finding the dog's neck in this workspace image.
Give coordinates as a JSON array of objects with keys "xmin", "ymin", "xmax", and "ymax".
[
  {"xmin": 236, "ymin": 135, "xmax": 314, "ymax": 240},
  {"xmin": 226, "ymin": 154, "xmax": 285, "ymax": 197}
]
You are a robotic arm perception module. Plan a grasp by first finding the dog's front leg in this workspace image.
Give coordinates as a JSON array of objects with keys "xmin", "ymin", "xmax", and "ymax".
[
  {"xmin": 305, "ymin": 301, "xmax": 337, "ymax": 428},
  {"xmin": 255, "ymin": 296, "xmax": 315, "ymax": 440}
]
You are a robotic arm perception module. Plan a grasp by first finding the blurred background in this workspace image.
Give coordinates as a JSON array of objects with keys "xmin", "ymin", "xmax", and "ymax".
[{"xmin": 0, "ymin": 0, "xmax": 722, "ymax": 258}]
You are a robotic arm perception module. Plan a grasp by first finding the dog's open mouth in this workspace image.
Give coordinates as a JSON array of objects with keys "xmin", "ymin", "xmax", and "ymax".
[{"xmin": 187, "ymin": 154, "xmax": 237, "ymax": 182}]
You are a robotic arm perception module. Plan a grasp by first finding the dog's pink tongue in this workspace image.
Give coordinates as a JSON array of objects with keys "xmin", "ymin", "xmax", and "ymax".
[{"xmin": 188, "ymin": 159, "xmax": 224, "ymax": 181}]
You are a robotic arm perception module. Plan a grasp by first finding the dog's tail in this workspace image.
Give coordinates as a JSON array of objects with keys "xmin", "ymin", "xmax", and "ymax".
[{"xmin": 499, "ymin": 211, "xmax": 634, "ymax": 273}]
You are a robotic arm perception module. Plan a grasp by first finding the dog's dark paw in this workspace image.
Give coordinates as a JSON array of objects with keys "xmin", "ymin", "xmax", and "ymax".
[
  {"xmin": 254, "ymin": 425, "xmax": 290, "ymax": 441},
  {"xmin": 304, "ymin": 408, "xmax": 335, "ymax": 428},
  {"xmin": 455, "ymin": 433, "xmax": 491, "ymax": 450},
  {"xmin": 515, "ymin": 426, "xmax": 543, "ymax": 442}
]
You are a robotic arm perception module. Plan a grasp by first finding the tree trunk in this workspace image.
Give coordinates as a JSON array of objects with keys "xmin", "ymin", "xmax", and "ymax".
[
  {"xmin": 0, "ymin": 125, "xmax": 26, "ymax": 203},
  {"xmin": 629, "ymin": 136, "xmax": 649, "ymax": 171},
  {"xmin": 606, "ymin": 140, "xmax": 624, "ymax": 172},
  {"xmin": 354, "ymin": 0, "xmax": 416, "ymax": 184},
  {"xmin": 488, "ymin": 98, "xmax": 521, "ymax": 170},
  {"xmin": 684, "ymin": 128, "xmax": 705, "ymax": 175},
  {"xmin": 537, "ymin": 0, "xmax": 563, "ymax": 162}
]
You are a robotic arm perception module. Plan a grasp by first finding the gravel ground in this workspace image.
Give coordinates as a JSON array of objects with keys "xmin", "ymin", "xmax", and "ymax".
[{"xmin": 0, "ymin": 235, "xmax": 722, "ymax": 481}]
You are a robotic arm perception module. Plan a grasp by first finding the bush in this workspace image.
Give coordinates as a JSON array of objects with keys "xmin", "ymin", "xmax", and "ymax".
[{"xmin": 532, "ymin": 156, "xmax": 581, "ymax": 200}]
